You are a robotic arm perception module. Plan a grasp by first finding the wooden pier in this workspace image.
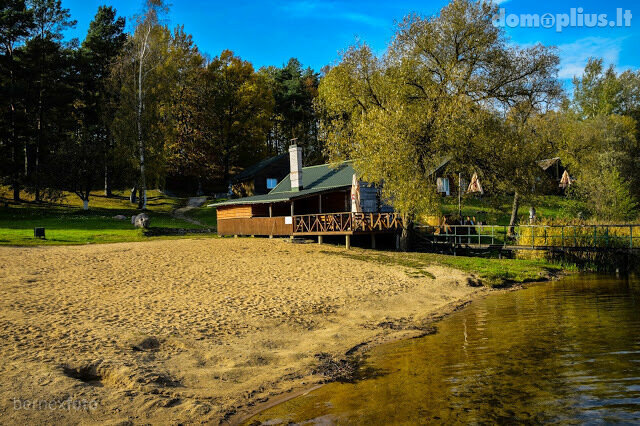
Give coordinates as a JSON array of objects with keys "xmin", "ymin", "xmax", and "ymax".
[{"xmin": 413, "ymin": 224, "xmax": 640, "ymax": 253}]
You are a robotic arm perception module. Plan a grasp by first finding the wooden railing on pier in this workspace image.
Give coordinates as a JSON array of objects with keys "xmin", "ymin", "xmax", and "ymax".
[
  {"xmin": 293, "ymin": 212, "xmax": 402, "ymax": 235},
  {"xmin": 414, "ymin": 224, "xmax": 640, "ymax": 252}
]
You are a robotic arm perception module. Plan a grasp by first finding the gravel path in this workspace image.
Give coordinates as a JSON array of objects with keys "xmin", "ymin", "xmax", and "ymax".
[{"xmin": 172, "ymin": 196, "xmax": 208, "ymax": 227}]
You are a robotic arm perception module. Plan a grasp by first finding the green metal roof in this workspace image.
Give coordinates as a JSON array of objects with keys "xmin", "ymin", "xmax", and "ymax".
[{"xmin": 213, "ymin": 161, "xmax": 355, "ymax": 207}]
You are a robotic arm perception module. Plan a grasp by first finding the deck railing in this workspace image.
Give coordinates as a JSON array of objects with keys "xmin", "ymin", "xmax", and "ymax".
[
  {"xmin": 414, "ymin": 224, "xmax": 640, "ymax": 250},
  {"xmin": 293, "ymin": 212, "xmax": 402, "ymax": 234}
]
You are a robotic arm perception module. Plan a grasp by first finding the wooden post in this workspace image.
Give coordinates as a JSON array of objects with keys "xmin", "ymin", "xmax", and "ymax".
[
  {"xmin": 395, "ymin": 234, "xmax": 400, "ymax": 250},
  {"xmin": 371, "ymin": 234, "xmax": 376, "ymax": 249},
  {"xmin": 345, "ymin": 235, "xmax": 351, "ymax": 249},
  {"xmin": 318, "ymin": 194, "xmax": 322, "ymax": 213},
  {"xmin": 269, "ymin": 204, "xmax": 273, "ymax": 239},
  {"xmin": 290, "ymin": 200, "xmax": 294, "ymax": 217},
  {"xmin": 458, "ymin": 172, "xmax": 462, "ymax": 217},
  {"xmin": 318, "ymin": 235, "xmax": 323, "ymax": 244},
  {"xmin": 531, "ymin": 226, "xmax": 535, "ymax": 248}
]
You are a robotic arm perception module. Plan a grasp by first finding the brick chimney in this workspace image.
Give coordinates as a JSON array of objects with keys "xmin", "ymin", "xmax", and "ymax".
[{"xmin": 289, "ymin": 144, "xmax": 303, "ymax": 191}]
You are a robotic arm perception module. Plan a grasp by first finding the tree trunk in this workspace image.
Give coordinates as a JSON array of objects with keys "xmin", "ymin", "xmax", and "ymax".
[
  {"xmin": 130, "ymin": 185, "xmax": 137, "ymax": 204},
  {"xmin": 34, "ymin": 141, "xmax": 40, "ymax": 202},
  {"xmin": 137, "ymin": 186, "xmax": 145, "ymax": 210},
  {"xmin": 104, "ymin": 162, "xmax": 111, "ymax": 197},
  {"xmin": 508, "ymin": 191, "xmax": 520, "ymax": 237},
  {"xmin": 400, "ymin": 213, "xmax": 412, "ymax": 251},
  {"xmin": 9, "ymin": 46, "xmax": 20, "ymax": 202},
  {"xmin": 137, "ymin": 32, "xmax": 148, "ymax": 210},
  {"xmin": 104, "ymin": 141, "xmax": 112, "ymax": 197},
  {"xmin": 35, "ymin": 44, "xmax": 45, "ymax": 203}
]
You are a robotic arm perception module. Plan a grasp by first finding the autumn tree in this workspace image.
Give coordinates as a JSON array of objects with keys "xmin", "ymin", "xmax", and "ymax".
[
  {"xmin": 317, "ymin": 0, "xmax": 560, "ymax": 247},
  {"xmin": 198, "ymin": 50, "xmax": 274, "ymax": 184},
  {"xmin": 163, "ymin": 26, "xmax": 206, "ymax": 191}
]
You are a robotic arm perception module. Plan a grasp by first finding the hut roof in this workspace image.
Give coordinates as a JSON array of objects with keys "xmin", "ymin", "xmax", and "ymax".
[
  {"xmin": 537, "ymin": 157, "xmax": 561, "ymax": 171},
  {"xmin": 231, "ymin": 153, "xmax": 288, "ymax": 183},
  {"xmin": 213, "ymin": 161, "xmax": 356, "ymax": 207}
]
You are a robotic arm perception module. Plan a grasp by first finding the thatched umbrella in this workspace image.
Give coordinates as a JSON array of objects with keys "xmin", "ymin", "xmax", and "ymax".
[
  {"xmin": 559, "ymin": 169, "xmax": 573, "ymax": 189},
  {"xmin": 467, "ymin": 172, "xmax": 484, "ymax": 195}
]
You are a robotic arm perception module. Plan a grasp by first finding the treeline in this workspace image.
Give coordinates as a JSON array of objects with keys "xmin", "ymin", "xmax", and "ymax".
[
  {"xmin": 2, "ymin": 0, "xmax": 638, "ymax": 222},
  {"xmin": 0, "ymin": 0, "xmax": 321, "ymax": 209}
]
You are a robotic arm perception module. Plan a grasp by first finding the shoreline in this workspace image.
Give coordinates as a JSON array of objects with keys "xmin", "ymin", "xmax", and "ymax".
[
  {"xmin": 230, "ymin": 274, "xmax": 566, "ymax": 425},
  {"xmin": 234, "ymin": 270, "xmax": 573, "ymax": 425},
  {"xmin": 0, "ymin": 238, "xmax": 563, "ymax": 425},
  {"xmin": 229, "ymin": 295, "xmax": 486, "ymax": 425}
]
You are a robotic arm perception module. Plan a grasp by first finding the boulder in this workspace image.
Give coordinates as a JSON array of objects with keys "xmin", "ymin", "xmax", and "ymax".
[
  {"xmin": 132, "ymin": 213, "xmax": 150, "ymax": 229},
  {"xmin": 113, "ymin": 214, "xmax": 127, "ymax": 220}
]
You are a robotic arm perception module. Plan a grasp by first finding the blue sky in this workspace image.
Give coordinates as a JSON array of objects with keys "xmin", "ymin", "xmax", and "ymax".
[{"xmin": 61, "ymin": 0, "xmax": 639, "ymax": 84}]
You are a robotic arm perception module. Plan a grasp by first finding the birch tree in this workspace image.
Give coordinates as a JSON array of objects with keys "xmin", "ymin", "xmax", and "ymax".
[{"xmin": 111, "ymin": 0, "xmax": 170, "ymax": 209}]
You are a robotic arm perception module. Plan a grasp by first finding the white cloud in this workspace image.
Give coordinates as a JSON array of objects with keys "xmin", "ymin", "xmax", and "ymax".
[{"xmin": 556, "ymin": 36, "xmax": 626, "ymax": 79}]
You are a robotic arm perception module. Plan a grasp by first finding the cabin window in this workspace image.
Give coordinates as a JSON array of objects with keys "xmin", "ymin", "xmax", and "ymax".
[
  {"xmin": 437, "ymin": 177, "xmax": 450, "ymax": 196},
  {"xmin": 266, "ymin": 178, "xmax": 278, "ymax": 189}
]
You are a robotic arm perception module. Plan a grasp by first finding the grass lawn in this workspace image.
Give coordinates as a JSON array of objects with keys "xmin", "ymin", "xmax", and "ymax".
[
  {"xmin": 440, "ymin": 194, "xmax": 587, "ymax": 225},
  {"xmin": 184, "ymin": 203, "xmax": 219, "ymax": 228},
  {"xmin": 322, "ymin": 249, "xmax": 563, "ymax": 288},
  {"xmin": 0, "ymin": 187, "xmax": 212, "ymax": 246}
]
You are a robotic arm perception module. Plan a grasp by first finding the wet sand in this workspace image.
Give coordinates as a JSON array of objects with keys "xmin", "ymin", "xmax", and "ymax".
[{"xmin": 0, "ymin": 238, "xmax": 483, "ymax": 424}]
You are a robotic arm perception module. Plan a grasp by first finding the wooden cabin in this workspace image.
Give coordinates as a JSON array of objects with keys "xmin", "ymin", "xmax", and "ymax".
[
  {"xmin": 230, "ymin": 153, "xmax": 290, "ymax": 197},
  {"xmin": 214, "ymin": 145, "xmax": 402, "ymax": 247},
  {"xmin": 537, "ymin": 157, "xmax": 569, "ymax": 194}
]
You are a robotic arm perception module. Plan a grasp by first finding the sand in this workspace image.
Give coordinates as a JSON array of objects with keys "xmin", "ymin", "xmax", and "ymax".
[{"xmin": 0, "ymin": 238, "xmax": 484, "ymax": 424}]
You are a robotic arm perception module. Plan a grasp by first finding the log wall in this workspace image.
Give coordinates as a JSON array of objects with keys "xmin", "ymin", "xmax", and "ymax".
[
  {"xmin": 217, "ymin": 217, "xmax": 292, "ymax": 236},
  {"xmin": 216, "ymin": 205, "xmax": 253, "ymax": 220}
]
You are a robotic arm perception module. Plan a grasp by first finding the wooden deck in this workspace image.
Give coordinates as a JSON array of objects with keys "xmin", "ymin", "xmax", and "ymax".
[{"xmin": 293, "ymin": 212, "xmax": 402, "ymax": 236}]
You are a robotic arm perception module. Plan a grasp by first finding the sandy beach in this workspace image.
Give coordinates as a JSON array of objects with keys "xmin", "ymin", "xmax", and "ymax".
[{"xmin": 0, "ymin": 238, "xmax": 484, "ymax": 424}]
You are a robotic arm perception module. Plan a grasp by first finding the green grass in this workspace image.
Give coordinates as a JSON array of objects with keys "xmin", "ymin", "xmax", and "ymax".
[
  {"xmin": 184, "ymin": 203, "xmax": 219, "ymax": 228},
  {"xmin": 321, "ymin": 249, "xmax": 563, "ymax": 288},
  {"xmin": 0, "ymin": 188, "xmax": 212, "ymax": 246},
  {"xmin": 440, "ymin": 195, "xmax": 587, "ymax": 225}
]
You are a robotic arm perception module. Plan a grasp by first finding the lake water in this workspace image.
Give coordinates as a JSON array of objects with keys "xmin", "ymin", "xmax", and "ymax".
[{"xmin": 248, "ymin": 274, "xmax": 640, "ymax": 424}]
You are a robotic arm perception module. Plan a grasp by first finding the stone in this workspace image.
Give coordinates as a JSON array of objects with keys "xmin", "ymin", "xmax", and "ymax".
[
  {"xmin": 132, "ymin": 213, "xmax": 150, "ymax": 229},
  {"xmin": 113, "ymin": 215, "xmax": 127, "ymax": 220}
]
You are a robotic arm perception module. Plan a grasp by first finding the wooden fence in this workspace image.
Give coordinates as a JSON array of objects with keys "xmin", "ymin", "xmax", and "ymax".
[{"xmin": 414, "ymin": 224, "xmax": 640, "ymax": 251}]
